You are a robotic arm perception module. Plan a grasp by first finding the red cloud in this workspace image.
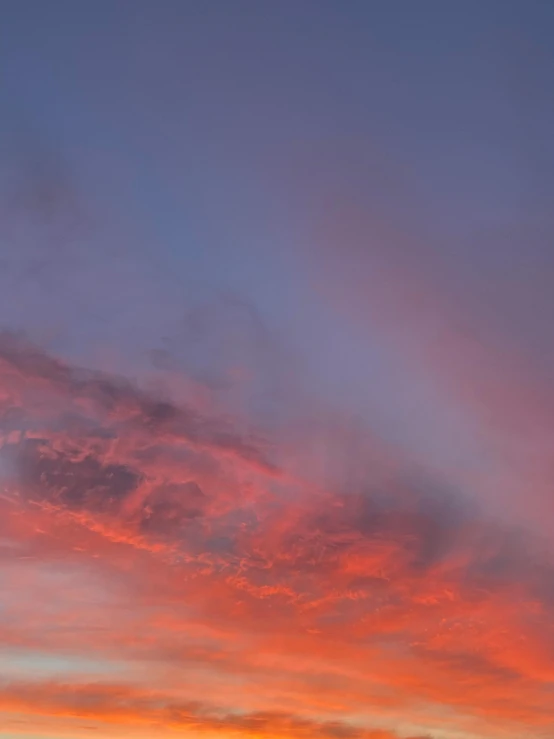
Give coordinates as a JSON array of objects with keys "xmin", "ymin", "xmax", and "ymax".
[{"xmin": 1, "ymin": 333, "xmax": 554, "ymax": 739}]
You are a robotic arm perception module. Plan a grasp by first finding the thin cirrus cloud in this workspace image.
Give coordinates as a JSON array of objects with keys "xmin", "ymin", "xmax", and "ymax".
[{"xmin": 288, "ymin": 137, "xmax": 554, "ymax": 532}]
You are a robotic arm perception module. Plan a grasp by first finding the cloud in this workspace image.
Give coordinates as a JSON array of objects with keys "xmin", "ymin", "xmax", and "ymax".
[
  {"xmin": 1, "ymin": 332, "xmax": 554, "ymax": 739},
  {"xmin": 286, "ymin": 140, "xmax": 554, "ymax": 533},
  {"xmin": 0, "ymin": 680, "xmax": 432, "ymax": 739},
  {"xmin": 0, "ymin": 329, "xmax": 280, "ymax": 476}
]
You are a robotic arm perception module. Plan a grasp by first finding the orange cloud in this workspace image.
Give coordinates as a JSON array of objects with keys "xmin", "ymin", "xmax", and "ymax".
[
  {"xmin": 1, "ymin": 333, "xmax": 554, "ymax": 739},
  {"xmin": 0, "ymin": 680, "xmax": 435, "ymax": 739}
]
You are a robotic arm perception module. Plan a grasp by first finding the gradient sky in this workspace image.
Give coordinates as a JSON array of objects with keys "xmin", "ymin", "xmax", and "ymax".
[{"xmin": 2, "ymin": 2, "xmax": 554, "ymax": 739}]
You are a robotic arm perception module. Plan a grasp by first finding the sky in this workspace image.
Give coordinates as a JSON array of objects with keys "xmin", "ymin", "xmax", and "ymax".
[{"xmin": 1, "ymin": 1, "xmax": 554, "ymax": 738}]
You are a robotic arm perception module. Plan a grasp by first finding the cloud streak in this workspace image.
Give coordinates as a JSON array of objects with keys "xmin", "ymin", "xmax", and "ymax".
[{"xmin": 0, "ymin": 681, "xmax": 432, "ymax": 739}]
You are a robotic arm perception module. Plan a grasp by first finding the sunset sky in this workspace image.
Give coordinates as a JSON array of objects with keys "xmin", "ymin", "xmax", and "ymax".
[{"xmin": 2, "ymin": 2, "xmax": 554, "ymax": 739}]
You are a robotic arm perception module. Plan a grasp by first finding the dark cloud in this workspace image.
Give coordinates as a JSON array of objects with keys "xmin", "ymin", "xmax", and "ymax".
[
  {"xmin": 0, "ymin": 330, "xmax": 279, "ymax": 476},
  {"xmin": 15, "ymin": 438, "xmax": 141, "ymax": 513},
  {"xmin": 140, "ymin": 481, "xmax": 207, "ymax": 535},
  {"xmin": 0, "ymin": 113, "xmax": 85, "ymax": 305}
]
